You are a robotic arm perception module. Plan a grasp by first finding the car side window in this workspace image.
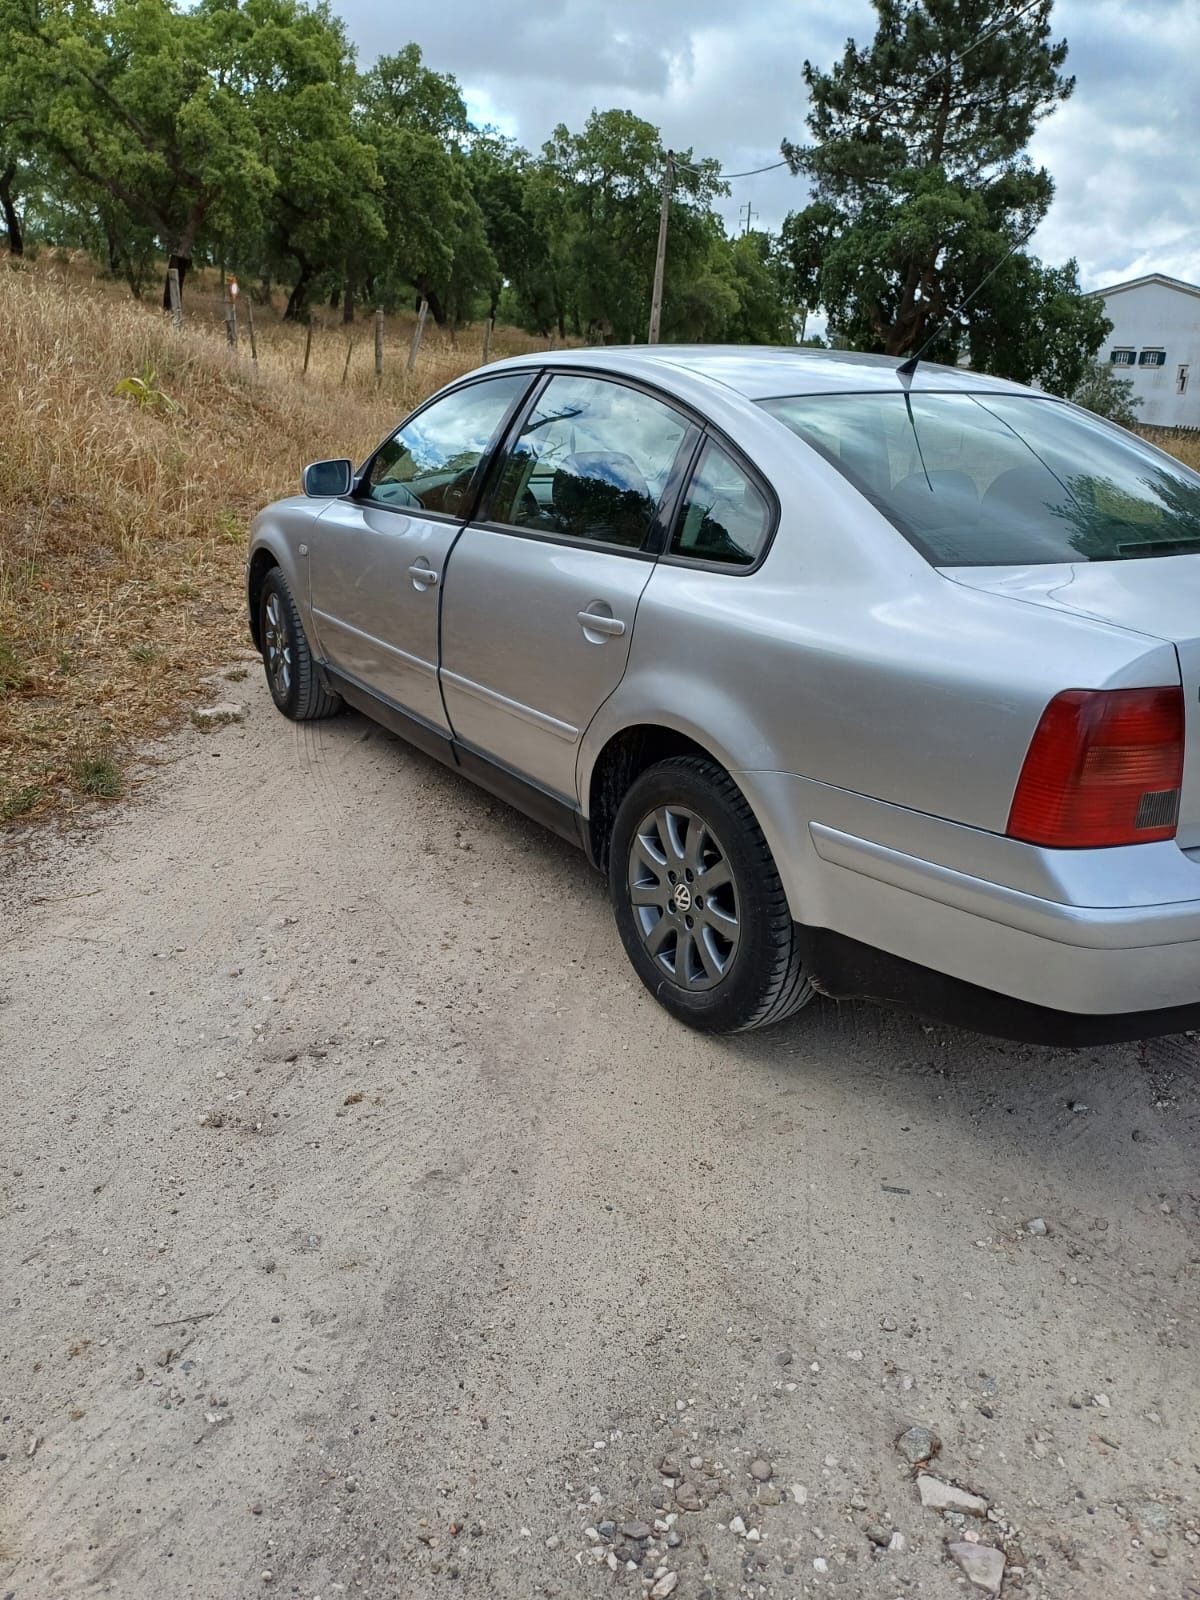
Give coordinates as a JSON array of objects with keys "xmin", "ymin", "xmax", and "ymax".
[
  {"xmin": 362, "ymin": 375, "xmax": 528, "ymax": 518},
  {"xmin": 487, "ymin": 374, "xmax": 692, "ymax": 550},
  {"xmin": 670, "ymin": 440, "xmax": 771, "ymax": 568}
]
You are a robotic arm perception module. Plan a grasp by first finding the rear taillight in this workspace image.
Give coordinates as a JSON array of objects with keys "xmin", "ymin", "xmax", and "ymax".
[{"xmin": 1007, "ymin": 686, "xmax": 1184, "ymax": 848}]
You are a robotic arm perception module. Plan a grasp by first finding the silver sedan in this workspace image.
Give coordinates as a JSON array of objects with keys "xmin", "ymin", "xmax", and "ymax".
[{"xmin": 247, "ymin": 346, "xmax": 1200, "ymax": 1042}]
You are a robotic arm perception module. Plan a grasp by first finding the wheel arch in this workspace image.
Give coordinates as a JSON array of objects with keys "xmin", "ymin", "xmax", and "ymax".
[
  {"xmin": 584, "ymin": 723, "xmax": 733, "ymax": 872},
  {"xmin": 246, "ymin": 544, "xmax": 280, "ymax": 651}
]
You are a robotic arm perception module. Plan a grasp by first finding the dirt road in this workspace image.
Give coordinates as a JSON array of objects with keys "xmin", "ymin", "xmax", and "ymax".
[{"xmin": 2, "ymin": 667, "xmax": 1198, "ymax": 1600}]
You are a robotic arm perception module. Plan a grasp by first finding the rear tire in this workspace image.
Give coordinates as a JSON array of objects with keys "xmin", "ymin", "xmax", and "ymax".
[
  {"xmin": 609, "ymin": 756, "xmax": 814, "ymax": 1032},
  {"xmin": 259, "ymin": 567, "xmax": 343, "ymax": 722}
]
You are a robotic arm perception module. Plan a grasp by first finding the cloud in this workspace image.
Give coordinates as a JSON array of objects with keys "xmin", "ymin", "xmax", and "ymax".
[{"xmin": 337, "ymin": 0, "xmax": 1200, "ymax": 291}]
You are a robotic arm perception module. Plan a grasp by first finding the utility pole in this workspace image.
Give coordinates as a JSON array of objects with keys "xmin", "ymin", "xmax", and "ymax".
[
  {"xmin": 739, "ymin": 200, "xmax": 758, "ymax": 237},
  {"xmin": 647, "ymin": 149, "xmax": 674, "ymax": 345}
]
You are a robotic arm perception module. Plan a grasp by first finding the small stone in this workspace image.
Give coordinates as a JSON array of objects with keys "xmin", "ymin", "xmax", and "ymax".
[
  {"xmin": 865, "ymin": 1523, "xmax": 891, "ymax": 1547},
  {"xmin": 545, "ymin": 1535, "xmax": 559, "ymax": 1551},
  {"xmin": 756, "ymin": 1485, "xmax": 781, "ymax": 1506},
  {"xmin": 1150, "ymin": 1544, "xmax": 1168, "ymax": 1560},
  {"xmin": 776, "ymin": 1350, "xmax": 793, "ymax": 1367},
  {"xmin": 597, "ymin": 1520, "xmax": 616, "ymax": 1540},
  {"xmin": 250, "ymin": 1502, "xmax": 264, "ymax": 1516},
  {"xmin": 1092, "ymin": 1392, "xmax": 1111, "ymax": 1410},
  {"xmin": 888, "ymin": 1531, "xmax": 906, "ymax": 1552},
  {"xmin": 650, "ymin": 1575, "xmax": 678, "ymax": 1599},
  {"xmin": 813, "ymin": 1556, "xmax": 828, "ymax": 1572},
  {"xmin": 749, "ymin": 1458, "xmax": 773, "ymax": 1482},
  {"xmin": 879, "ymin": 1315, "xmax": 898, "ymax": 1332},
  {"xmin": 1024, "ymin": 1218, "xmax": 1049, "ymax": 1236},
  {"xmin": 1130, "ymin": 1500, "xmax": 1171, "ymax": 1533},
  {"xmin": 658, "ymin": 1456, "xmax": 682, "ymax": 1478},
  {"xmin": 729, "ymin": 1514, "xmax": 747, "ymax": 1537},
  {"xmin": 789, "ymin": 1483, "xmax": 807, "ymax": 1504},
  {"xmin": 666, "ymin": 1530, "xmax": 683, "ymax": 1548},
  {"xmin": 947, "ymin": 1540, "xmax": 1005, "ymax": 1595},
  {"xmin": 896, "ymin": 1425, "xmax": 940, "ymax": 1465},
  {"xmin": 192, "ymin": 702, "xmax": 246, "ymax": 730},
  {"xmin": 674, "ymin": 1483, "xmax": 703, "ymax": 1512},
  {"xmin": 745, "ymin": 1528, "xmax": 761, "ymax": 1544},
  {"xmin": 620, "ymin": 1521, "xmax": 652, "ymax": 1543},
  {"xmin": 1068, "ymin": 1393, "xmax": 1084, "ymax": 1409},
  {"xmin": 917, "ymin": 1475, "xmax": 988, "ymax": 1517}
]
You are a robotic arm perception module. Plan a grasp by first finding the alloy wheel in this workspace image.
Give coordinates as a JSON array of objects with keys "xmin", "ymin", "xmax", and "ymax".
[
  {"xmin": 627, "ymin": 805, "xmax": 741, "ymax": 991},
  {"xmin": 263, "ymin": 591, "xmax": 292, "ymax": 701}
]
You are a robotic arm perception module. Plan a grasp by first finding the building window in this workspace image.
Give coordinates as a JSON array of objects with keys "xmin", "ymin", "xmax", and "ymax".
[
  {"xmin": 1110, "ymin": 348, "xmax": 1136, "ymax": 366},
  {"xmin": 1179, "ymin": 365, "xmax": 1191, "ymax": 395},
  {"xmin": 1138, "ymin": 348, "xmax": 1167, "ymax": 367}
]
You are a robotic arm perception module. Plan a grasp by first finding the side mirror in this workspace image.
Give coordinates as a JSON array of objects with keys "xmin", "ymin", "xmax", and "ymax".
[{"xmin": 302, "ymin": 458, "xmax": 353, "ymax": 498}]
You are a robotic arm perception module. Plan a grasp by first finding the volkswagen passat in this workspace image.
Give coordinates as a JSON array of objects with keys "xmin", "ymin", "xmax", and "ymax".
[{"xmin": 248, "ymin": 347, "xmax": 1200, "ymax": 1041}]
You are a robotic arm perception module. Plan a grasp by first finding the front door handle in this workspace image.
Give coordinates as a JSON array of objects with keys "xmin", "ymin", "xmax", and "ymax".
[
  {"xmin": 409, "ymin": 563, "xmax": 439, "ymax": 589},
  {"xmin": 577, "ymin": 610, "xmax": 626, "ymax": 638}
]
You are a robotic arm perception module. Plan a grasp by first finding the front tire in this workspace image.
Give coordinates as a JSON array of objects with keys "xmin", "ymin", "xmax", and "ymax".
[
  {"xmin": 609, "ymin": 756, "xmax": 814, "ymax": 1033},
  {"xmin": 259, "ymin": 568, "xmax": 343, "ymax": 722}
]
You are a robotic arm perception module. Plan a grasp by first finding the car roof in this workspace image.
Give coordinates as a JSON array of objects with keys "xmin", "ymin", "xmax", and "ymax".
[{"xmin": 486, "ymin": 344, "xmax": 1034, "ymax": 402}]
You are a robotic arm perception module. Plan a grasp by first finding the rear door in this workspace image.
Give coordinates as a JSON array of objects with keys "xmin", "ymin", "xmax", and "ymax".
[
  {"xmin": 308, "ymin": 373, "xmax": 532, "ymax": 734},
  {"xmin": 439, "ymin": 373, "xmax": 697, "ymax": 801}
]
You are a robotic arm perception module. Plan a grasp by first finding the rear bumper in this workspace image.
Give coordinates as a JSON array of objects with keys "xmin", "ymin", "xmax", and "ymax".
[{"xmin": 739, "ymin": 773, "xmax": 1200, "ymax": 1039}]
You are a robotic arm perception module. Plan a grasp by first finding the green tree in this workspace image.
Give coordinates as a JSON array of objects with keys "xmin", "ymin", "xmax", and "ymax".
[
  {"xmin": 781, "ymin": 0, "xmax": 1082, "ymax": 369},
  {"xmin": 1, "ymin": 0, "xmax": 276, "ymax": 303},
  {"xmin": 522, "ymin": 110, "xmax": 725, "ymax": 343},
  {"xmin": 358, "ymin": 47, "xmax": 494, "ymax": 323},
  {"xmin": 1070, "ymin": 360, "xmax": 1143, "ymax": 428},
  {"xmin": 200, "ymin": 0, "xmax": 381, "ymax": 320}
]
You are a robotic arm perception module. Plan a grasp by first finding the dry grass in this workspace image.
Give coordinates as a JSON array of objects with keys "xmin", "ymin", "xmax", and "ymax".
[{"xmin": 0, "ymin": 253, "xmax": 551, "ymax": 825}]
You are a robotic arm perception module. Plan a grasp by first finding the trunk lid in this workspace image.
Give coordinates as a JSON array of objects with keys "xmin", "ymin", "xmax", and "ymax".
[{"xmin": 944, "ymin": 555, "xmax": 1200, "ymax": 848}]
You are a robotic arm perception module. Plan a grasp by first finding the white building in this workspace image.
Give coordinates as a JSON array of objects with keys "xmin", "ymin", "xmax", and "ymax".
[{"xmin": 1087, "ymin": 272, "xmax": 1200, "ymax": 427}]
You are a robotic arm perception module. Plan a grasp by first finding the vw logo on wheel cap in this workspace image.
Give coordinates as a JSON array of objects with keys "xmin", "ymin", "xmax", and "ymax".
[{"xmin": 672, "ymin": 883, "xmax": 692, "ymax": 913}]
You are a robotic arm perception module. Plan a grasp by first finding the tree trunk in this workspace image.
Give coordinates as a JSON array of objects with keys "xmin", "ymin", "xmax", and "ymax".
[
  {"xmin": 284, "ymin": 267, "xmax": 314, "ymax": 322},
  {"xmin": 343, "ymin": 276, "xmax": 354, "ymax": 324},
  {"xmin": 161, "ymin": 254, "xmax": 191, "ymax": 310},
  {"xmin": 328, "ymin": 282, "xmax": 341, "ymax": 309},
  {"xmin": 0, "ymin": 163, "xmax": 22, "ymax": 257},
  {"xmin": 420, "ymin": 285, "xmax": 447, "ymax": 326}
]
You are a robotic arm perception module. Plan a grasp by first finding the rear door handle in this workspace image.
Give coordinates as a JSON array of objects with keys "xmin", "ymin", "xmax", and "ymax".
[
  {"xmin": 577, "ymin": 610, "xmax": 626, "ymax": 638},
  {"xmin": 409, "ymin": 563, "xmax": 439, "ymax": 588}
]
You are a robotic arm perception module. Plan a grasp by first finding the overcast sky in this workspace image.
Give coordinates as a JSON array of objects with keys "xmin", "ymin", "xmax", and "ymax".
[{"xmin": 336, "ymin": 0, "xmax": 1199, "ymax": 294}]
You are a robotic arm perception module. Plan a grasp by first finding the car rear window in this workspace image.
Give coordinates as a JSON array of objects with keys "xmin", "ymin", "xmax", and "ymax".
[{"xmin": 760, "ymin": 392, "xmax": 1200, "ymax": 566}]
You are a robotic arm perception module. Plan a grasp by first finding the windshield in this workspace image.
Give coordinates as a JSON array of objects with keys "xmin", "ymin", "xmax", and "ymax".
[{"xmin": 760, "ymin": 392, "xmax": 1200, "ymax": 566}]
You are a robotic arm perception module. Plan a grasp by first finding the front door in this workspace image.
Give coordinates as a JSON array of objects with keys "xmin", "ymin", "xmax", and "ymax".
[
  {"xmin": 439, "ymin": 373, "xmax": 697, "ymax": 800},
  {"xmin": 308, "ymin": 373, "xmax": 531, "ymax": 733}
]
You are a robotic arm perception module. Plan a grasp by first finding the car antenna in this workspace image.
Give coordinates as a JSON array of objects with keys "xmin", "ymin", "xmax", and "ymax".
[{"xmin": 897, "ymin": 226, "xmax": 1036, "ymax": 380}]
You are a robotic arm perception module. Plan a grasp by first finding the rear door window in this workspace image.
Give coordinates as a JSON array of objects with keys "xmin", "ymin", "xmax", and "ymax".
[{"xmin": 486, "ymin": 374, "xmax": 694, "ymax": 550}]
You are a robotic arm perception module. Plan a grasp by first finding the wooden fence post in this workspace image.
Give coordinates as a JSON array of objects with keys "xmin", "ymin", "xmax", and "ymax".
[
  {"xmin": 374, "ymin": 307, "xmax": 384, "ymax": 384},
  {"xmin": 482, "ymin": 315, "xmax": 494, "ymax": 364},
  {"xmin": 342, "ymin": 338, "xmax": 354, "ymax": 387},
  {"xmin": 407, "ymin": 298, "xmax": 428, "ymax": 372},
  {"xmin": 302, "ymin": 318, "xmax": 313, "ymax": 377},
  {"xmin": 167, "ymin": 268, "xmax": 182, "ymax": 329},
  {"xmin": 224, "ymin": 295, "xmax": 237, "ymax": 349},
  {"xmin": 245, "ymin": 297, "xmax": 258, "ymax": 372}
]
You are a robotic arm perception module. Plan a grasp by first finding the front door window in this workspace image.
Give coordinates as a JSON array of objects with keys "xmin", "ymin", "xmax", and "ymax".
[{"xmin": 363, "ymin": 375, "xmax": 530, "ymax": 518}]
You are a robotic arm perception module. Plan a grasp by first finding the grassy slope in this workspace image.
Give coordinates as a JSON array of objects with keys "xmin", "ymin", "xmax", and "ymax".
[
  {"xmin": 0, "ymin": 257, "xmax": 546, "ymax": 823},
  {"xmin": 1, "ymin": 256, "xmax": 1198, "ymax": 825}
]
